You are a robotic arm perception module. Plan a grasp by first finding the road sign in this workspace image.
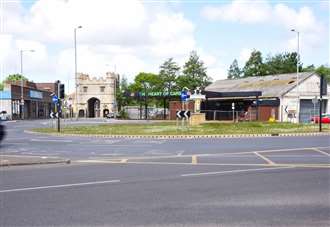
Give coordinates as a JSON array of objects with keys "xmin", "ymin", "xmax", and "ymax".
[
  {"xmin": 52, "ymin": 95, "xmax": 59, "ymax": 103},
  {"xmin": 180, "ymin": 91, "xmax": 188, "ymax": 102},
  {"xmin": 50, "ymin": 112, "xmax": 59, "ymax": 119},
  {"xmin": 176, "ymin": 110, "xmax": 191, "ymax": 119}
]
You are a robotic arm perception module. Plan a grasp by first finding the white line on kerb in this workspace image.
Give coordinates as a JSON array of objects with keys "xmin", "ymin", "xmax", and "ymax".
[
  {"xmin": 0, "ymin": 179, "xmax": 120, "ymax": 193},
  {"xmin": 181, "ymin": 166, "xmax": 294, "ymax": 177},
  {"xmin": 30, "ymin": 139, "xmax": 73, "ymax": 143}
]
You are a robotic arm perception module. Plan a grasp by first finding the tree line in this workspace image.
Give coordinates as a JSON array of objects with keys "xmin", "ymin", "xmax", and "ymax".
[
  {"xmin": 227, "ymin": 49, "xmax": 330, "ymax": 82},
  {"xmin": 116, "ymin": 51, "xmax": 212, "ymax": 110}
]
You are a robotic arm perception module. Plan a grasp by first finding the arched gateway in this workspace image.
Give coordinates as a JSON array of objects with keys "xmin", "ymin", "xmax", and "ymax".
[
  {"xmin": 73, "ymin": 72, "xmax": 118, "ymax": 118},
  {"xmin": 87, "ymin": 97, "xmax": 100, "ymax": 118}
]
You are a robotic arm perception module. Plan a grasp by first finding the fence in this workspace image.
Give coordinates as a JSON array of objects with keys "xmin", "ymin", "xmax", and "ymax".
[
  {"xmin": 201, "ymin": 110, "xmax": 258, "ymax": 122},
  {"xmin": 123, "ymin": 106, "xmax": 169, "ymax": 120}
]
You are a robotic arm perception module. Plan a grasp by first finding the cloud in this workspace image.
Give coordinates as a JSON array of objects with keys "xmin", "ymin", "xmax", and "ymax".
[
  {"xmin": 201, "ymin": 0, "xmax": 271, "ymax": 24},
  {"xmin": 1, "ymin": 0, "xmax": 203, "ymax": 92},
  {"xmin": 149, "ymin": 13, "xmax": 195, "ymax": 58},
  {"xmin": 274, "ymin": 4, "xmax": 327, "ymax": 52},
  {"xmin": 201, "ymin": 1, "xmax": 327, "ymax": 54}
]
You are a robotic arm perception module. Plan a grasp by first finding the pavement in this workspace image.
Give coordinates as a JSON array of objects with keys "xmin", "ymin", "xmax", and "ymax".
[{"xmin": 0, "ymin": 119, "xmax": 329, "ymax": 226}]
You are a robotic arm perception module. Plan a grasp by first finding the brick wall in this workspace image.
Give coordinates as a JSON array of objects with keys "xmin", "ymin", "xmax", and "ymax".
[{"xmin": 169, "ymin": 101, "xmax": 195, "ymax": 120}]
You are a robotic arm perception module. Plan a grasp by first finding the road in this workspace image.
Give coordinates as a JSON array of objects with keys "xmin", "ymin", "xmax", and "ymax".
[{"xmin": 0, "ymin": 119, "xmax": 329, "ymax": 226}]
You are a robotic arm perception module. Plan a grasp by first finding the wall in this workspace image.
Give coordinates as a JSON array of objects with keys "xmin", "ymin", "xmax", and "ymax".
[
  {"xmin": 169, "ymin": 101, "xmax": 194, "ymax": 120},
  {"xmin": 280, "ymin": 74, "xmax": 330, "ymax": 122}
]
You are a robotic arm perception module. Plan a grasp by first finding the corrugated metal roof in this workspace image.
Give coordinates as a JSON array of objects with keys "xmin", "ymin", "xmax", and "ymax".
[{"xmin": 205, "ymin": 72, "xmax": 315, "ymax": 98}]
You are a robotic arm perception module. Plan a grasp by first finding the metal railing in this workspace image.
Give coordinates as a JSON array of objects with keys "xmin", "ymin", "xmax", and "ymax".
[{"xmin": 201, "ymin": 110, "xmax": 258, "ymax": 122}]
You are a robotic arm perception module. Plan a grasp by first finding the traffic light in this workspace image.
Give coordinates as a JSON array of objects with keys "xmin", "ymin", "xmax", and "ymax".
[{"xmin": 60, "ymin": 84, "xmax": 65, "ymax": 99}]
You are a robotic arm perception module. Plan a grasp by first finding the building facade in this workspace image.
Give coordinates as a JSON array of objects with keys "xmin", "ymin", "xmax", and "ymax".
[
  {"xmin": 74, "ymin": 72, "xmax": 118, "ymax": 118},
  {"xmin": 204, "ymin": 72, "xmax": 330, "ymax": 123},
  {"xmin": 0, "ymin": 80, "xmax": 56, "ymax": 120}
]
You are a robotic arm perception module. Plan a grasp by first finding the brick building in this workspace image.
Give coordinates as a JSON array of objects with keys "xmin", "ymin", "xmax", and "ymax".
[{"xmin": 0, "ymin": 80, "xmax": 56, "ymax": 120}]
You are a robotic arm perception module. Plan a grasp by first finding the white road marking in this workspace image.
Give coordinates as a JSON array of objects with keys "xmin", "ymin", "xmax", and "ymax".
[
  {"xmin": 82, "ymin": 146, "xmax": 330, "ymax": 161},
  {"xmin": 254, "ymin": 152, "xmax": 276, "ymax": 165},
  {"xmin": 30, "ymin": 139, "xmax": 72, "ymax": 143},
  {"xmin": 181, "ymin": 166, "xmax": 294, "ymax": 177},
  {"xmin": 312, "ymin": 148, "xmax": 330, "ymax": 157},
  {"xmin": 0, "ymin": 179, "xmax": 120, "ymax": 193}
]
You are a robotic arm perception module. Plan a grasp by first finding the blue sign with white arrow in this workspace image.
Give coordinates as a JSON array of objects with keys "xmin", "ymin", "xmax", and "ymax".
[
  {"xmin": 52, "ymin": 95, "xmax": 59, "ymax": 104},
  {"xmin": 180, "ymin": 91, "xmax": 188, "ymax": 102}
]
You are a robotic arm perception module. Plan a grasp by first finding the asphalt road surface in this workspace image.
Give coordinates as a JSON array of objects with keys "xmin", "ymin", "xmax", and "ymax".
[{"xmin": 1, "ymin": 119, "xmax": 329, "ymax": 226}]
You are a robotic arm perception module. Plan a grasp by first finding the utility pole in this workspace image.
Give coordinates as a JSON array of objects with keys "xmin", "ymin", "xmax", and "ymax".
[
  {"xmin": 20, "ymin": 49, "xmax": 35, "ymax": 120},
  {"xmin": 74, "ymin": 26, "xmax": 82, "ymax": 119},
  {"xmin": 291, "ymin": 29, "xmax": 300, "ymax": 123},
  {"xmin": 319, "ymin": 75, "xmax": 325, "ymax": 132},
  {"xmin": 57, "ymin": 80, "xmax": 61, "ymax": 132}
]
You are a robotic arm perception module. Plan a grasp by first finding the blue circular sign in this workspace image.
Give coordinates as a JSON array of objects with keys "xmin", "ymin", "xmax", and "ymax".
[
  {"xmin": 180, "ymin": 91, "xmax": 187, "ymax": 101},
  {"xmin": 52, "ymin": 95, "xmax": 59, "ymax": 103}
]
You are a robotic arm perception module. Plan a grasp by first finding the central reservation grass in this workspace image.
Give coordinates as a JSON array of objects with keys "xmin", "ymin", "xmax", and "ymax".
[{"xmin": 33, "ymin": 122, "xmax": 328, "ymax": 135}]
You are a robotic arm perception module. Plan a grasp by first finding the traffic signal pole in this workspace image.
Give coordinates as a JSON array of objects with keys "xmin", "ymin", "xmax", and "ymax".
[{"xmin": 57, "ymin": 80, "xmax": 61, "ymax": 132}]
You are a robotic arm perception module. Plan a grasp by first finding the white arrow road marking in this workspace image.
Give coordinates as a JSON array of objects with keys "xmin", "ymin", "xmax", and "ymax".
[{"xmin": 0, "ymin": 179, "xmax": 120, "ymax": 193}]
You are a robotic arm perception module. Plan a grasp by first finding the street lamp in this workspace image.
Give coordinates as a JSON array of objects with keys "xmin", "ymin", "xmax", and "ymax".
[
  {"xmin": 20, "ymin": 49, "xmax": 35, "ymax": 120},
  {"xmin": 291, "ymin": 29, "xmax": 300, "ymax": 123},
  {"xmin": 74, "ymin": 25, "xmax": 82, "ymax": 119}
]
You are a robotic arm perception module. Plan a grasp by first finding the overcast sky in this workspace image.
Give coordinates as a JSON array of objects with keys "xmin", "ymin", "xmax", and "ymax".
[{"xmin": 0, "ymin": 0, "xmax": 329, "ymax": 92}]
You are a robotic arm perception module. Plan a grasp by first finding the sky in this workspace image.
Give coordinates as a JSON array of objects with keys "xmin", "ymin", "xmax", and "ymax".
[{"xmin": 0, "ymin": 0, "xmax": 329, "ymax": 93}]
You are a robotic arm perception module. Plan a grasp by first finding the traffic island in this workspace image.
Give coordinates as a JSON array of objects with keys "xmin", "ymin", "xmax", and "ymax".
[
  {"xmin": 0, "ymin": 155, "xmax": 71, "ymax": 167},
  {"xmin": 30, "ymin": 122, "xmax": 330, "ymax": 139}
]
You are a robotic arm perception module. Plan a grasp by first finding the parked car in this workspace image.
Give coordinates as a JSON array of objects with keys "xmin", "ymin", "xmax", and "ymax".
[
  {"xmin": 311, "ymin": 113, "xmax": 330, "ymax": 124},
  {"xmin": 0, "ymin": 111, "xmax": 10, "ymax": 121},
  {"xmin": 106, "ymin": 112, "xmax": 116, "ymax": 118}
]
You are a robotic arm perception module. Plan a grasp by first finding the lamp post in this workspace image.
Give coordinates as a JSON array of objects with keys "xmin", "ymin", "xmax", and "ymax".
[
  {"xmin": 74, "ymin": 25, "xmax": 82, "ymax": 119},
  {"xmin": 20, "ymin": 49, "xmax": 35, "ymax": 120},
  {"xmin": 291, "ymin": 29, "xmax": 300, "ymax": 123}
]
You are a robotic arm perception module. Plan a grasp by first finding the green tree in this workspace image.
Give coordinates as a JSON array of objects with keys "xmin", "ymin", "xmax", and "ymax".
[
  {"xmin": 264, "ymin": 52, "xmax": 301, "ymax": 75},
  {"xmin": 5, "ymin": 74, "xmax": 28, "ymax": 81},
  {"xmin": 177, "ymin": 51, "xmax": 211, "ymax": 90},
  {"xmin": 242, "ymin": 50, "xmax": 266, "ymax": 77},
  {"xmin": 129, "ymin": 72, "xmax": 162, "ymax": 92},
  {"xmin": 227, "ymin": 59, "xmax": 241, "ymax": 79},
  {"xmin": 302, "ymin": 64, "xmax": 315, "ymax": 72},
  {"xmin": 116, "ymin": 76, "xmax": 130, "ymax": 111},
  {"xmin": 159, "ymin": 58, "xmax": 180, "ymax": 91},
  {"xmin": 1, "ymin": 74, "xmax": 28, "ymax": 91},
  {"xmin": 316, "ymin": 65, "xmax": 330, "ymax": 83}
]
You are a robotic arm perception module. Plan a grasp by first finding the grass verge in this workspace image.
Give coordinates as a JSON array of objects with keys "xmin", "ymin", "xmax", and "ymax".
[{"xmin": 32, "ymin": 122, "xmax": 329, "ymax": 136}]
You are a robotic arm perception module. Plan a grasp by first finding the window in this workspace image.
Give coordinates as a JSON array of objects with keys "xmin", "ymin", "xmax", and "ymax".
[
  {"xmin": 100, "ymin": 86, "xmax": 105, "ymax": 92},
  {"xmin": 83, "ymin": 86, "xmax": 88, "ymax": 92}
]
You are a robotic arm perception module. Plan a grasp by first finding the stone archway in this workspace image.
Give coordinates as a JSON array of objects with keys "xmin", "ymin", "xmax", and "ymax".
[
  {"xmin": 78, "ymin": 109, "xmax": 85, "ymax": 118},
  {"xmin": 87, "ymin": 97, "xmax": 100, "ymax": 118}
]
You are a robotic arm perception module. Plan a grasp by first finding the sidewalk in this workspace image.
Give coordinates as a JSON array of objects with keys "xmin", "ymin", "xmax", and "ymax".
[{"xmin": 0, "ymin": 155, "xmax": 70, "ymax": 167}]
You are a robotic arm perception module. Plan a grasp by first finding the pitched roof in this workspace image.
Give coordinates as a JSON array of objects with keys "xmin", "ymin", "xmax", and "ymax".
[{"xmin": 205, "ymin": 72, "xmax": 315, "ymax": 98}]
